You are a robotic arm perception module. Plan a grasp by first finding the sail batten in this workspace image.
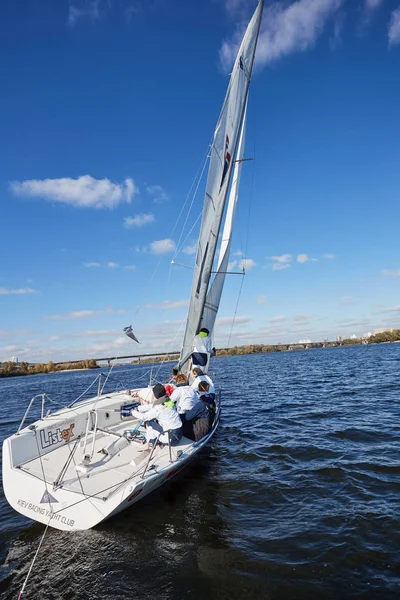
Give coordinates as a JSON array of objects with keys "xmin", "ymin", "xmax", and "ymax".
[{"xmin": 179, "ymin": 0, "xmax": 263, "ymax": 369}]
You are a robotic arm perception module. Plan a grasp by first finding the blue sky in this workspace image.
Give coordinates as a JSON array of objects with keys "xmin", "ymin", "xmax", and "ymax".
[{"xmin": 1, "ymin": 0, "xmax": 400, "ymax": 362}]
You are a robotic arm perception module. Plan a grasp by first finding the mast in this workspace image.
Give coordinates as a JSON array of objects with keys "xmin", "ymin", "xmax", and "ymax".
[{"xmin": 179, "ymin": 0, "xmax": 264, "ymax": 369}]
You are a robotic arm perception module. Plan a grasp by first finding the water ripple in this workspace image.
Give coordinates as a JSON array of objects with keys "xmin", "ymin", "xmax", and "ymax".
[{"xmin": 1, "ymin": 344, "xmax": 400, "ymax": 599}]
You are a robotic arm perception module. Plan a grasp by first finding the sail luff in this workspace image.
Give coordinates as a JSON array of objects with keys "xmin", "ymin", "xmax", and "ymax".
[{"xmin": 179, "ymin": 0, "xmax": 263, "ymax": 369}]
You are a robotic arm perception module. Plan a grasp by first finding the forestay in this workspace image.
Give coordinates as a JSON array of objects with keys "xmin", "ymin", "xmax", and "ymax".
[{"xmin": 179, "ymin": 0, "xmax": 263, "ymax": 368}]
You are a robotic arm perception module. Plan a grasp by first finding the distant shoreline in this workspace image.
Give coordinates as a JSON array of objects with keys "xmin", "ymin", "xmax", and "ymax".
[
  {"xmin": 55, "ymin": 368, "xmax": 91, "ymax": 373},
  {"xmin": 1, "ymin": 331, "xmax": 399, "ymax": 378}
]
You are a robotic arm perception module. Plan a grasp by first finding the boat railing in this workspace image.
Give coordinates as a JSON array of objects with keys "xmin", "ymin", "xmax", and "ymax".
[
  {"xmin": 81, "ymin": 410, "xmax": 98, "ymax": 464},
  {"xmin": 141, "ymin": 432, "xmax": 162, "ymax": 479},
  {"xmin": 16, "ymin": 394, "xmax": 48, "ymax": 435},
  {"xmin": 141, "ymin": 429, "xmax": 176, "ymax": 479}
]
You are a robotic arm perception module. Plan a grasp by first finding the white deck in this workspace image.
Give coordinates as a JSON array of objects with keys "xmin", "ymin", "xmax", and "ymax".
[{"xmin": 19, "ymin": 421, "xmax": 194, "ymax": 500}]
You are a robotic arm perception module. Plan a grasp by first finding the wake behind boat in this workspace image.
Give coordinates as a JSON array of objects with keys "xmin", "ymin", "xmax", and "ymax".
[{"xmin": 2, "ymin": 0, "xmax": 264, "ymax": 532}]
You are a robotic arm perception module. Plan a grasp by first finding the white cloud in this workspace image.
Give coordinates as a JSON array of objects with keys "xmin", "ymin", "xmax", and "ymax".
[
  {"xmin": 297, "ymin": 253, "xmax": 317, "ymax": 263},
  {"xmin": 125, "ymin": 3, "xmax": 147, "ymax": 24},
  {"xmin": 183, "ymin": 243, "xmax": 197, "ymax": 255},
  {"xmin": 223, "ymin": 0, "xmax": 249, "ymax": 14},
  {"xmin": 133, "ymin": 245, "xmax": 148, "ymax": 253},
  {"xmin": 293, "ymin": 314, "xmax": 312, "ymax": 323},
  {"xmin": 0, "ymin": 329, "xmax": 33, "ymax": 337},
  {"xmin": 330, "ymin": 11, "xmax": 345, "ymax": 49},
  {"xmin": 271, "ymin": 253, "xmax": 292, "ymax": 263},
  {"xmin": 124, "ymin": 213, "xmax": 154, "ymax": 228},
  {"xmin": 0, "ymin": 287, "xmax": 38, "ymax": 295},
  {"xmin": 10, "ymin": 175, "xmax": 137, "ymax": 209},
  {"xmin": 228, "ymin": 260, "xmax": 237, "ymax": 272},
  {"xmin": 67, "ymin": 1, "xmax": 101, "ymax": 27},
  {"xmin": 270, "ymin": 252, "xmax": 292, "ymax": 270},
  {"xmin": 146, "ymin": 185, "xmax": 169, "ymax": 203},
  {"xmin": 220, "ymin": 0, "xmax": 343, "ymax": 70},
  {"xmin": 339, "ymin": 296, "xmax": 354, "ymax": 305},
  {"xmin": 43, "ymin": 307, "xmax": 125, "ymax": 320},
  {"xmin": 381, "ymin": 305, "xmax": 400, "ymax": 313},
  {"xmin": 268, "ymin": 315, "xmax": 286, "ymax": 323},
  {"xmin": 70, "ymin": 329, "xmax": 122, "ymax": 338},
  {"xmin": 239, "ymin": 258, "xmax": 256, "ymax": 271},
  {"xmin": 322, "ymin": 253, "xmax": 336, "ymax": 259},
  {"xmin": 256, "ymin": 295, "xmax": 266, "ymax": 304},
  {"xmin": 233, "ymin": 250, "xmax": 243, "ymax": 256},
  {"xmin": 145, "ymin": 300, "xmax": 189, "ymax": 310},
  {"xmin": 365, "ymin": 0, "xmax": 385, "ymax": 9},
  {"xmin": 0, "ymin": 345, "xmax": 20, "ymax": 356},
  {"xmin": 149, "ymin": 238, "xmax": 176, "ymax": 255},
  {"xmin": 272, "ymin": 262, "xmax": 291, "ymax": 271},
  {"xmin": 338, "ymin": 318, "xmax": 371, "ymax": 328},
  {"xmin": 381, "ymin": 269, "xmax": 400, "ymax": 277},
  {"xmin": 84, "ymin": 261, "xmax": 135, "ymax": 269},
  {"xmin": 389, "ymin": 8, "xmax": 400, "ymax": 45},
  {"xmin": 216, "ymin": 316, "xmax": 251, "ymax": 327}
]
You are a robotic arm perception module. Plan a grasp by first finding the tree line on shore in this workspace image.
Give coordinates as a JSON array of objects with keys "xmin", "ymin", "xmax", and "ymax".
[
  {"xmin": 0, "ymin": 359, "xmax": 98, "ymax": 378},
  {"xmin": 337, "ymin": 329, "xmax": 400, "ymax": 346},
  {"xmin": 215, "ymin": 330, "xmax": 400, "ymax": 354},
  {"xmin": 1, "ymin": 330, "xmax": 399, "ymax": 377}
]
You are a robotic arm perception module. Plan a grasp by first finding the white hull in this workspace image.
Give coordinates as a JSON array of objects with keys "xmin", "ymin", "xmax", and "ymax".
[{"xmin": 2, "ymin": 389, "xmax": 220, "ymax": 531}]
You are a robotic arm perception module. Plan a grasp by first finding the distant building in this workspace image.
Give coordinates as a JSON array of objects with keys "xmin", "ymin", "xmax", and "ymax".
[
  {"xmin": 362, "ymin": 332, "xmax": 372, "ymax": 339},
  {"xmin": 336, "ymin": 336, "xmax": 343, "ymax": 342},
  {"xmin": 10, "ymin": 356, "xmax": 18, "ymax": 363},
  {"xmin": 373, "ymin": 328, "xmax": 393, "ymax": 335},
  {"xmin": 298, "ymin": 338, "xmax": 312, "ymax": 344}
]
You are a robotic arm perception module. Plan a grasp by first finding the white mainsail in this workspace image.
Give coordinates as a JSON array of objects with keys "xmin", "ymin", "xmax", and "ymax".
[
  {"xmin": 201, "ymin": 102, "xmax": 247, "ymax": 335},
  {"xmin": 179, "ymin": 0, "xmax": 263, "ymax": 368}
]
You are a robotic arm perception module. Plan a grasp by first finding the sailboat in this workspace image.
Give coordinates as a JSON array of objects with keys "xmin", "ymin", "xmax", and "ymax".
[{"xmin": 2, "ymin": 1, "xmax": 264, "ymax": 531}]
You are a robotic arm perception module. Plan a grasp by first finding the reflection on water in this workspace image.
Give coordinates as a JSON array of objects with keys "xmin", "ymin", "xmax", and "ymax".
[{"xmin": 2, "ymin": 345, "xmax": 400, "ymax": 599}]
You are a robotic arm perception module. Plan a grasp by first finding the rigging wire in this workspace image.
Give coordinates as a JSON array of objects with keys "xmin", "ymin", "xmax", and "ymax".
[
  {"xmin": 226, "ymin": 272, "xmax": 246, "ymax": 349},
  {"xmin": 173, "ymin": 147, "xmax": 210, "ymax": 257},
  {"xmin": 155, "ymin": 141, "xmax": 211, "ymax": 335},
  {"xmin": 153, "ymin": 318, "xmax": 187, "ymax": 380},
  {"xmin": 133, "ymin": 140, "xmax": 211, "ymax": 326},
  {"xmin": 17, "ymin": 519, "xmax": 52, "ymax": 600},
  {"xmin": 100, "ymin": 138, "xmax": 212, "ymax": 381}
]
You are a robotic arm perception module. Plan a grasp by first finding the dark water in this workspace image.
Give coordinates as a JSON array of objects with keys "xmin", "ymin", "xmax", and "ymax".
[{"xmin": 1, "ymin": 344, "xmax": 400, "ymax": 599}]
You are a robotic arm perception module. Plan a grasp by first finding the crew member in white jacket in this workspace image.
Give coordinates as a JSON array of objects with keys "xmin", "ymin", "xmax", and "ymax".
[
  {"xmin": 131, "ymin": 385, "xmax": 182, "ymax": 447},
  {"xmin": 190, "ymin": 367, "xmax": 216, "ymax": 398},
  {"xmin": 192, "ymin": 327, "xmax": 214, "ymax": 372},
  {"xmin": 170, "ymin": 374, "xmax": 198, "ymax": 415}
]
